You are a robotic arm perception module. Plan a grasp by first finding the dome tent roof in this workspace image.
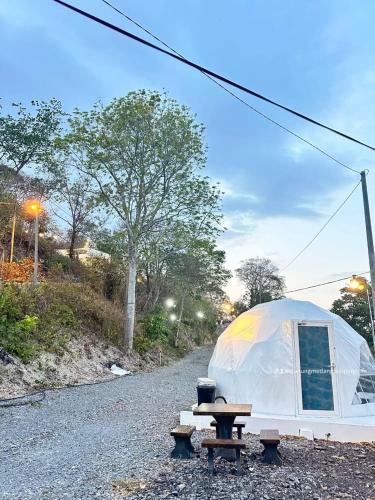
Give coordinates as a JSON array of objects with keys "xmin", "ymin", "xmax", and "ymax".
[{"xmin": 208, "ymin": 298, "xmax": 375, "ymax": 418}]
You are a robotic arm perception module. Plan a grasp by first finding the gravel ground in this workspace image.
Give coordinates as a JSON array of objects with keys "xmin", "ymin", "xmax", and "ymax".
[
  {"xmin": 0, "ymin": 346, "xmax": 213, "ymax": 499},
  {"xmin": 1, "ymin": 344, "xmax": 374, "ymax": 500},
  {"xmin": 125, "ymin": 434, "xmax": 375, "ymax": 500}
]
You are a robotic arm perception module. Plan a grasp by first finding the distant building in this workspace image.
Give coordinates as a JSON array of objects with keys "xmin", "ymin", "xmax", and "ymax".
[{"xmin": 56, "ymin": 240, "xmax": 111, "ymax": 263}]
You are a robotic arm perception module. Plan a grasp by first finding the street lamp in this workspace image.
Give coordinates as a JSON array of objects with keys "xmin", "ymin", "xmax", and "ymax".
[
  {"xmin": 348, "ymin": 275, "xmax": 375, "ymax": 349},
  {"xmin": 222, "ymin": 301, "xmax": 232, "ymax": 313},
  {"xmin": 196, "ymin": 311, "xmax": 204, "ymax": 319},
  {"xmin": 165, "ymin": 298, "xmax": 176, "ymax": 309},
  {"xmin": 169, "ymin": 313, "xmax": 177, "ymax": 322},
  {"xmin": 24, "ymin": 199, "xmax": 43, "ymax": 284}
]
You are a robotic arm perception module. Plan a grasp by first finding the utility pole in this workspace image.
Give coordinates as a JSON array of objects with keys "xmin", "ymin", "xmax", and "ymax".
[
  {"xmin": 9, "ymin": 207, "xmax": 16, "ymax": 263},
  {"xmin": 360, "ymin": 170, "xmax": 375, "ymax": 325},
  {"xmin": 0, "ymin": 202, "xmax": 17, "ymax": 262},
  {"xmin": 366, "ymin": 287, "xmax": 375, "ymax": 349},
  {"xmin": 24, "ymin": 199, "xmax": 42, "ymax": 285},
  {"xmin": 33, "ymin": 211, "xmax": 39, "ymax": 285}
]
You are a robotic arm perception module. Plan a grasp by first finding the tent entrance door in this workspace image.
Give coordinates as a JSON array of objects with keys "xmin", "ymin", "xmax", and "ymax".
[{"xmin": 294, "ymin": 321, "xmax": 338, "ymax": 416}]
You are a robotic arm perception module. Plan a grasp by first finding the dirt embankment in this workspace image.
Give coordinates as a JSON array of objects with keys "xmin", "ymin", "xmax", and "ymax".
[{"xmin": 0, "ymin": 337, "xmax": 157, "ymax": 399}]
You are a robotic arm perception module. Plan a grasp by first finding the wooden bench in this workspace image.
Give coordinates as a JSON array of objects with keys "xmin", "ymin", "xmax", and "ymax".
[
  {"xmin": 170, "ymin": 425, "xmax": 196, "ymax": 459},
  {"xmin": 210, "ymin": 420, "xmax": 246, "ymax": 439},
  {"xmin": 202, "ymin": 438, "xmax": 246, "ymax": 475},
  {"xmin": 260, "ymin": 429, "xmax": 282, "ymax": 466}
]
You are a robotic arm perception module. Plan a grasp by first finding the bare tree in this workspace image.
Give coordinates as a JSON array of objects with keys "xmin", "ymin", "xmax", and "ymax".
[{"xmin": 48, "ymin": 159, "xmax": 97, "ymax": 259}]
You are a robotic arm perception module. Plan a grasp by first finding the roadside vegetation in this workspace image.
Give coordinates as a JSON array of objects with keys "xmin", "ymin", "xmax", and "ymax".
[
  {"xmin": 1, "ymin": 92, "xmax": 373, "ymax": 380},
  {"xmin": 0, "ymin": 92, "xmax": 231, "ymax": 374}
]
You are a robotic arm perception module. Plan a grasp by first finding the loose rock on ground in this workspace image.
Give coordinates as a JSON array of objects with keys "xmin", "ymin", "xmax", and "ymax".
[
  {"xmin": 0, "ymin": 345, "xmax": 374, "ymax": 499},
  {"xmin": 123, "ymin": 432, "xmax": 375, "ymax": 499}
]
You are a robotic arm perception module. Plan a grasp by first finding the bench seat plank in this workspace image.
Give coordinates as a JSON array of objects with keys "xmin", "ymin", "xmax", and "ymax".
[
  {"xmin": 170, "ymin": 425, "xmax": 195, "ymax": 437},
  {"xmin": 202, "ymin": 438, "xmax": 246, "ymax": 449},
  {"xmin": 202, "ymin": 438, "xmax": 246, "ymax": 475},
  {"xmin": 260, "ymin": 429, "xmax": 280, "ymax": 444}
]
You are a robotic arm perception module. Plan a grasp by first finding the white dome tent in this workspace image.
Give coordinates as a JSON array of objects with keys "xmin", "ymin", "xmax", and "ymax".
[{"xmin": 180, "ymin": 298, "xmax": 375, "ymax": 442}]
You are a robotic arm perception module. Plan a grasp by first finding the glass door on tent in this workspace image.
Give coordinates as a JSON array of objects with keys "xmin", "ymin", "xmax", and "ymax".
[{"xmin": 294, "ymin": 321, "xmax": 339, "ymax": 416}]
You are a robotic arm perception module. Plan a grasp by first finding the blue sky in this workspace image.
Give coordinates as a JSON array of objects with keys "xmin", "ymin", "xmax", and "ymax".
[{"xmin": 1, "ymin": 0, "xmax": 375, "ymax": 307}]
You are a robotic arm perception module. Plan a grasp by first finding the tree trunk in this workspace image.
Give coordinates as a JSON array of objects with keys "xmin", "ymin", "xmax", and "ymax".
[
  {"xmin": 174, "ymin": 294, "xmax": 185, "ymax": 347},
  {"xmin": 125, "ymin": 246, "xmax": 137, "ymax": 351},
  {"xmin": 149, "ymin": 281, "xmax": 162, "ymax": 310},
  {"xmin": 143, "ymin": 268, "xmax": 153, "ymax": 312},
  {"xmin": 69, "ymin": 226, "xmax": 77, "ymax": 259}
]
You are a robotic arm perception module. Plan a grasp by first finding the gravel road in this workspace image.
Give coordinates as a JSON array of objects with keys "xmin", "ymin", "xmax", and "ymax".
[{"xmin": 0, "ymin": 345, "xmax": 214, "ymax": 499}]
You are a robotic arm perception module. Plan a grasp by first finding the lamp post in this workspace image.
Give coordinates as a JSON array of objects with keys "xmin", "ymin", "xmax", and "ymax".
[
  {"xmin": 360, "ymin": 171, "xmax": 375, "ymax": 330},
  {"xmin": 349, "ymin": 275, "xmax": 375, "ymax": 349},
  {"xmin": 24, "ymin": 199, "xmax": 43, "ymax": 285},
  {"xmin": 10, "ymin": 207, "xmax": 16, "ymax": 263}
]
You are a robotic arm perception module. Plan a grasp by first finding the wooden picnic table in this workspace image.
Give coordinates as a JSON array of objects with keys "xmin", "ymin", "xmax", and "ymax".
[{"xmin": 193, "ymin": 403, "xmax": 251, "ymax": 460}]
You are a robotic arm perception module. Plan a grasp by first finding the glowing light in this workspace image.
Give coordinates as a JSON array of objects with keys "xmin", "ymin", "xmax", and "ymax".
[
  {"xmin": 169, "ymin": 313, "xmax": 177, "ymax": 322},
  {"xmin": 165, "ymin": 298, "xmax": 175, "ymax": 309},
  {"xmin": 349, "ymin": 275, "xmax": 367, "ymax": 292},
  {"xmin": 222, "ymin": 301, "xmax": 234, "ymax": 313},
  {"xmin": 24, "ymin": 199, "xmax": 43, "ymax": 217},
  {"xmin": 350, "ymin": 277, "xmax": 360, "ymax": 289},
  {"xmin": 196, "ymin": 311, "xmax": 204, "ymax": 319}
]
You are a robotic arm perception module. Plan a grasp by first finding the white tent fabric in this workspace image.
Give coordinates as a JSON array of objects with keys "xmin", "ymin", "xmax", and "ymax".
[{"xmin": 208, "ymin": 298, "xmax": 375, "ymax": 418}]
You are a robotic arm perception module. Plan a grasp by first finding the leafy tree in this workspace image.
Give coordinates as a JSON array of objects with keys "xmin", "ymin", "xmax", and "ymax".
[
  {"xmin": 63, "ymin": 90, "xmax": 220, "ymax": 350},
  {"xmin": 0, "ymin": 99, "xmax": 62, "ymax": 173},
  {"xmin": 137, "ymin": 208, "xmax": 224, "ymax": 310},
  {"xmin": 233, "ymin": 299, "xmax": 248, "ymax": 315},
  {"xmin": 331, "ymin": 286, "xmax": 374, "ymax": 346},
  {"xmin": 236, "ymin": 257, "xmax": 285, "ymax": 308},
  {"xmin": 164, "ymin": 241, "xmax": 230, "ymax": 346}
]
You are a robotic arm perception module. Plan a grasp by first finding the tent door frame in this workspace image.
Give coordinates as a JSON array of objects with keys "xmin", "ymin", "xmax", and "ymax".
[{"xmin": 293, "ymin": 320, "xmax": 339, "ymax": 417}]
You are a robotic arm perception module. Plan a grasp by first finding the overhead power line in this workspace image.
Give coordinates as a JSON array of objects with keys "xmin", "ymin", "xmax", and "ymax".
[
  {"xmin": 285, "ymin": 271, "xmax": 369, "ymax": 294},
  {"xmin": 281, "ymin": 179, "xmax": 362, "ymax": 272},
  {"xmin": 100, "ymin": 0, "xmax": 359, "ymax": 176},
  {"xmin": 53, "ymin": 0, "xmax": 375, "ymax": 155}
]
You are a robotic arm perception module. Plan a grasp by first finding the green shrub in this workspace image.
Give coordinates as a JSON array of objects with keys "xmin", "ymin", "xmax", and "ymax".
[
  {"xmin": 133, "ymin": 334, "xmax": 152, "ymax": 355},
  {"xmin": 0, "ymin": 314, "xmax": 38, "ymax": 362},
  {"xmin": 144, "ymin": 307, "xmax": 170, "ymax": 344},
  {"xmin": 0, "ymin": 283, "xmax": 23, "ymax": 322},
  {"xmin": 43, "ymin": 303, "xmax": 78, "ymax": 328}
]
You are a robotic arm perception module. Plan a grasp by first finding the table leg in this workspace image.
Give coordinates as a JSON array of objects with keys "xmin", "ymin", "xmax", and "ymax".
[{"xmin": 214, "ymin": 416, "xmax": 236, "ymax": 461}]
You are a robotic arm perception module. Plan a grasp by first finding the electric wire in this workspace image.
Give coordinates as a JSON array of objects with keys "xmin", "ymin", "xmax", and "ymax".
[
  {"xmin": 281, "ymin": 179, "xmax": 362, "ymax": 272},
  {"xmin": 48, "ymin": 2, "xmax": 375, "ymax": 279},
  {"xmin": 285, "ymin": 271, "xmax": 370, "ymax": 294},
  {"xmin": 0, "ymin": 374, "xmax": 126, "ymax": 409},
  {"xmin": 100, "ymin": 0, "xmax": 360, "ymax": 176},
  {"xmin": 0, "ymin": 390, "xmax": 46, "ymax": 408},
  {"xmin": 37, "ymin": 3, "xmax": 375, "ymax": 307},
  {"xmin": 53, "ymin": 0, "xmax": 375, "ymax": 156}
]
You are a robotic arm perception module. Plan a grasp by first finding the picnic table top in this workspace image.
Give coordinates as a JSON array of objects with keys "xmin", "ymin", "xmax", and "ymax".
[{"xmin": 193, "ymin": 403, "xmax": 252, "ymax": 417}]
